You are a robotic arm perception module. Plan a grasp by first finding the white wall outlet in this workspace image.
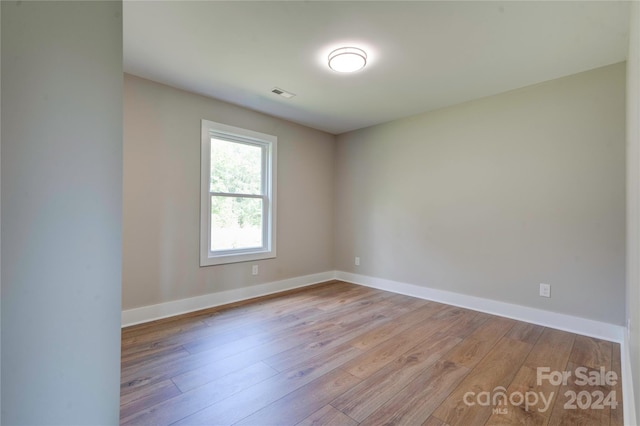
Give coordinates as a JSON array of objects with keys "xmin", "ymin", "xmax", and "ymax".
[
  {"xmin": 252, "ymin": 265, "xmax": 259, "ymax": 275},
  {"xmin": 355, "ymin": 257, "xmax": 360, "ymax": 266},
  {"xmin": 539, "ymin": 283, "xmax": 551, "ymax": 298}
]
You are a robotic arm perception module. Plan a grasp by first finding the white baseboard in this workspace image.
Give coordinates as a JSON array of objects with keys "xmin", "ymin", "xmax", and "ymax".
[
  {"xmin": 337, "ymin": 271, "xmax": 636, "ymax": 424},
  {"xmin": 621, "ymin": 334, "xmax": 638, "ymax": 426},
  {"xmin": 124, "ymin": 269, "xmax": 625, "ymax": 340},
  {"xmin": 121, "ymin": 269, "xmax": 635, "ymax": 424},
  {"xmin": 121, "ymin": 271, "xmax": 336, "ymax": 327},
  {"xmin": 335, "ymin": 271, "xmax": 624, "ymax": 343}
]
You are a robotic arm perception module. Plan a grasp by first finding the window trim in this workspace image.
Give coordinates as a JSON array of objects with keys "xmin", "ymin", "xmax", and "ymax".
[{"xmin": 200, "ymin": 119, "xmax": 277, "ymax": 266}]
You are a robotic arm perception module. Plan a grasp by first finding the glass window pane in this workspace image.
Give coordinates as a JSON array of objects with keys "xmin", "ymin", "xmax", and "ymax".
[
  {"xmin": 211, "ymin": 196, "xmax": 263, "ymax": 251},
  {"xmin": 210, "ymin": 138, "xmax": 262, "ymax": 195}
]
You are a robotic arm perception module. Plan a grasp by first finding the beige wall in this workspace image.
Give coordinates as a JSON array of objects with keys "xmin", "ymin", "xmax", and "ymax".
[
  {"xmin": 125, "ymin": 62, "xmax": 626, "ymax": 327},
  {"xmin": 123, "ymin": 74, "xmax": 335, "ymax": 310},
  {"xmin": 335, "ymin": 63, "xmax": 626, "ymax": 325},
  {"xmin": 626, "ymin": 1, "xmax": 640, "ymax": 419}
]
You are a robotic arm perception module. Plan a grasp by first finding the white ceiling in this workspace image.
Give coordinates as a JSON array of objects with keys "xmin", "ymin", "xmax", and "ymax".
[{"xmin": 124, "ymin": 1, "xmax": 630, "ymax": 135}]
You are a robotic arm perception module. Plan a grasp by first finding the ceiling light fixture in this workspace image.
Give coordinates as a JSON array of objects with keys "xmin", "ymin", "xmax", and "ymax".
[{"xmin": 328, "ymin": 47, "xmax": 367, "ymax": 73}]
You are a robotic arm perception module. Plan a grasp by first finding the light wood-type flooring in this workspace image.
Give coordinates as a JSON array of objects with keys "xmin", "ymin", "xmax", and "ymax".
[{"xmin": 120, "ymin": 281, "xmax": 624, "ymax": 425}]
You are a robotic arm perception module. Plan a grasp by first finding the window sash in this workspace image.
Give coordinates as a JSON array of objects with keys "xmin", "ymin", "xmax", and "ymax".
[
  {"xmin": 209, "ymin": 136, "xmax": 266, "ymax": 196},
  {"xmin": 208, "ymin": 193, "xmax": 268, "ymax": 255}
]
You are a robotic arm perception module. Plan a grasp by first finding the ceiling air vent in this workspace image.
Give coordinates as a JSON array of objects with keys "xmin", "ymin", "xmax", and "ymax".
[{"xmin": 271, "ymin": 87, "xmax": 296, "ymax": 99}]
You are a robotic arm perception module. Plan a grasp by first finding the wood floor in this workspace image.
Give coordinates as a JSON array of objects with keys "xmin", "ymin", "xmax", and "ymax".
[{"xmin": 120, "ymin": 281, "xmax": 624, "ymax": 426}]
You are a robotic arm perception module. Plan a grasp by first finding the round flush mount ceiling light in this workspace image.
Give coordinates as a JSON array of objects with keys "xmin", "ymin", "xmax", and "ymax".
[{"xmin": 328, "ymin": 47, "xmax": 367, "ymax": 73}]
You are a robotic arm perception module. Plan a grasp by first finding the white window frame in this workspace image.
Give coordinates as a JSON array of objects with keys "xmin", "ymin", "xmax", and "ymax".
[{"xmin": 200, "ymin": 119, "xmax": 277, "ymax": 266}]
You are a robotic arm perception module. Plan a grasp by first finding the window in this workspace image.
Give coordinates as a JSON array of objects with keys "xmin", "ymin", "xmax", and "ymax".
[{"xmin": 200, "ymin": 120, "xmax": 277, "ymax": 266}]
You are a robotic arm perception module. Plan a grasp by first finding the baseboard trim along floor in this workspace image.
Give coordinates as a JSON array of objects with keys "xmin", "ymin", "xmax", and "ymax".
[
  {"xmin": 121, "ymin": 271, "xmax": 336, "ymax": 327},
  {"xmin": 123, "ymin": 270, "xmax": 624, "ymax": 342},
  {"xmin": 335, "ymin": 271, "xmax": 624, "ymax": 343},
  {"xmin": 121, "ymin": 270, "xmax": 635, "ymax": 424}
]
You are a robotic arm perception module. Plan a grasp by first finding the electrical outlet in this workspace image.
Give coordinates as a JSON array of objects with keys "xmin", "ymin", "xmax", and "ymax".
[
  {"xmin": 252, "ymin": 265, "xmax": 259, "ymax": 275},
  {"xmin": 539, "ymin": 283, "xmax": 551, "ymax": 298},
  {"xmin": 355, "ymin": 257, "xmax": 360, "ymax": 266}
]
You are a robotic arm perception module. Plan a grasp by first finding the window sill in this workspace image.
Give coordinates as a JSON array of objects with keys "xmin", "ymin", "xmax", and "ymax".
[{"xmin": 200, "ymin": 249, "xmax": 276, "ymax": 267}]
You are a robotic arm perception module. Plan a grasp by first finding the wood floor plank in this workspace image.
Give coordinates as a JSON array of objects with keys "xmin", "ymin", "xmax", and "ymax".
[
  {"xmin": 120, "ymin": 348, "xmax": 194, "ymax": 396},
  {"xmin": 443, "ymin": 310, "xmax": 493, "ymax": 339},
  {"xmin": 377, "ymin": 292, "xmax": 433, "ymax": 314},
  {"xmin": 359, "ymin": 359, "xmax": 470, "ymax": 426},
  {"xmin": 505, "ymin": 321, "xmax": 545, "ymax": 345},
  {"xmin": 172, "ymin": 339, "xmax": 363, "ymax": 425},
  {"xmin": 121, "ymin": 319, "xmax": 268, "ymax": 371},
  {"xmin": 331, "ymin": 331, "xmax": 462, "ymax": 422},
  {"xmin": 282, "ymin": 342, "xmax": 363, "ymax": 381},
  {"xmin": 120, "ymin": 362, "xmax": 277, "ymax": 426},
  {"xmin": 312, "ymin": 285, "xmax": 381, "ymax": 311},
  {"xmin": 256, "ymin": 307, "xmax": 327, "ymax": 333},
  {"xmin": 443, "ymin": 316, "xmax": 515, "ymax": 368},
  {"xmin": 232, "ymin": 288, "xmax": 361, "ymax": 324},
  {"xmin": 121, "ymin": 318, "xmax": 209, "ymax": 348},
  {"xmin": 569, "ymin": 335, "xmax": 613, "ymax": 370},
  {"xmin": 169, "ymin": 305, "xmax": 373, "ymax": 391},
  {"xmin": 422, "ymin": 416, "xmax": 449, "ymax": 426},
  {"xmin": 120, "ymin": 331, "xmax": 275, "ymax": 395},
  {"xmin": 260, "ymin": 303, "xmax": 394, "ymax": 372},
  {"xmin": 121, "ymin": 314, "xmax": 211, "ymax": 340},
  {"xmin": 340, "ymin": 307, "xmax": 474, "ymax": 380},
  {"xmin": 199, "ymin": 281, "xmax": 351, "ymax": 322},
  {"xmin": 182, "ymin": 288, "xmax": 396, "ymax": 358},
  {"xmin": 483, "ymin": 365, "xmax": 556, "ymax": 425},
  {"xmin": 432, "ymin": 336, "xmax": 533, "ymax": 426},
  {"xmin": 169, "ymin": 348, "xmax": 275, "ymax": 393},
  {"xmin": 180, "ymin": 316, "xmax": 302, "ymax": 355},
  {"xmin": 121, "ymin": 342, "xmax": 187, "ymax": 368},
  {"xmin": 547, "ymin": 361, "xmax": 614, "ymax": 426},
  {"xmin": 348, "ymin": 302, "xmax": 445, "ymax": 350},
  {"xmin": 524, "ymin": 327, "xmax": 575, "ymax": 372},
  {"xmin": 296, "ymin": 405, "xmax": 358, "ymax": 426},
  {"xmin": 121, "ymin": 344, "xmax": 189, "ymax": 370},
  {"xmin": 182, "ymin": 320, "xmax": 318, "ymax": 359},
  {"xmin": 119, "ymin": 379, "xmax": 181, "ymax": 420},
  {"xmin": 121, "ymin": 346, "xmax": 191, "ymax": 378},
  {"xmin": 235, "ymin": 369, "xmax": 361, "ymax": 425}
]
